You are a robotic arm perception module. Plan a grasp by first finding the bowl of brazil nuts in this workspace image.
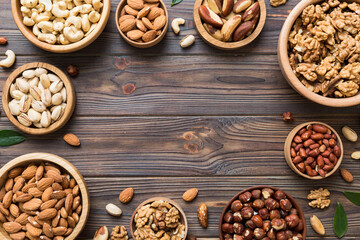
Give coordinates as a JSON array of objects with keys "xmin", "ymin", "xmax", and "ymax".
[
  {"xmin": 0, "ymin": 152, "xmax": 90, "ymax": 240},
  {"xmin": 284, "ymin": 122, "xmax": 343, "ymax": 179},
  {"xmin": 11, "ymin": 0, "xmax": 111, "ymax": 53},
  {"xmin": 219, "ymin": 186, "xmax": 306, "ymax": 240},
  {"xmin": 130, "ymin": 197, "xmax": 188, "ymax": 240},
  {"xmin": 2, "ymin": 62, "xmax": 76, "ymax": 135}
]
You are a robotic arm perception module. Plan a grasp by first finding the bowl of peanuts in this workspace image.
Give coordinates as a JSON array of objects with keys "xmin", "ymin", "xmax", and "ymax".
[{"xmin": 11, "ymin": 0, "xmax": 111, "ymax": 53}]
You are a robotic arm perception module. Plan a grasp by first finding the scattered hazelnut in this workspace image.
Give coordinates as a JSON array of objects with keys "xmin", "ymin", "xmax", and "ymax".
[
  {"xmin": 258, "ymin": 208, "xmax": 269, "ymax": 220},
  {"xmin": 271, "ymin": 218, "xmax": 286, "ymax": 231},
  {"xmin": 285, "ymin": 214, "xmax": 300, "ymax": 228},
  {"xmin": 269, "ymin": 210, "xmax": 280, "ymax": 220},
  {"xmin": 265, "ymin": 198, "xmax": 279, "ymax": 210},
  {"xmin": 282, "ymin": 112, "xmax": 293, "ymax": 122},
  {"xmin": 233, "ymin": 222, "xmax": 244, "ymax": 234},
  {"xmin": 274, "ymin": 190, "xmax": 286, "ymax": 201},
  {"xmin": 0, "ymin": 37, "xmax": 7, "ymax": 45},
  {"xmin": 66, "ymin": 64, "xmax": 79, "ymax": 77},
  {"xmin": 262, "ymin": 188, "xmax": 274, "ymax": 199},
  {"xmin": 251, "ymin": 189, "xmax": 261, "ymax": 199},
  {"xmin": 187, "ymin": 234, "xmax": 197, "ymax": 240},
  {"xmin": 240, "ymin": 207, "xmax": 254, "ymax": 219},
  {"xmin": 242, "ymin": 228, "xmax": 253, "ymax": 240},
  {"xmin": 222, "ymin": 223, "xmax": 234, "ymax": 234},
  {"xmin": 251, "ymin": 215, "xmax": 263, "ymax": 228},
  {"xmin": 253, "ymin": 199, "xmax": 264, "ymax": 210},
  {"xmin": 280, "ymin": 199, "xmax": 292, "ymax": 211},
  {"xmin": 239, "ymin": 192, "xmax": 252, "ymax": 203},
  {"xmin": 233, "ymin": 212, "xmax": 243, "ymax": 222},
  {"xmin": 231, "ymin": 200, "xmax": 243, "ymax": 212},
  {"xmin": 253, "ymin": 228, "xmax": 266, "ymax": 239},
  {"xmin": 224, "ymin": 212, "xmax": 234, "ymax": 223}
]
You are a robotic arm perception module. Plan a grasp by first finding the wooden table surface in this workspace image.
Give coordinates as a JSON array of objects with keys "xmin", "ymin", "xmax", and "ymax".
[{"xmin": 1, "ymin": 0, "xmax": 360, "ymax": 239}]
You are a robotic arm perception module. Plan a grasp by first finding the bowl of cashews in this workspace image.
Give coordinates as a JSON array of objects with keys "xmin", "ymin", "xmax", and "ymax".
[{"xmin": 11, "ymin": 0, "xmax": 111, "ymax": 53}]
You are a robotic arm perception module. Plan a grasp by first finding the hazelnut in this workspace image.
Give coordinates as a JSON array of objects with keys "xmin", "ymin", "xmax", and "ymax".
[
  {"xmin": 279, "ymin": 209, "xmax": 288, "ymax": 218},
  {"xmin": 267, "ymin": 228, "xmax": 276, "ymax": 240},
  {"xmin": 262, "ymin": 220, "xmax": 271, "ymax": 232},
  {"xmin": 233, "ymin": 234, "xmax": 243, "ymax": 240},
  {"xmin": 274, "ymin": 190, "xmax": 286, "ymax": 201},
  {"xmin": 245, "ymin": 220, "xmax": 256, "ymax": 230},
  {"xmin": 242, "ymin": 228, "xmax": 253, "ymax": 240},
  {"xmin": 271, "ymin": 218, "xmax": 286, "ymax": 231},
  {"xmin": 280, "ymin": 199, "xmax": 292, "ymax": 211},
  {"xmin": 233, "ymin": 222, "xmax": 244, "ymax": 234},
  {"xmin": 66, "ymin": 64, "xmax": 79, "ymax": 77},
  {"xmin": 222, "ymin": 223, "xmax": 234, "ymax": 233},
  {"xmin": 258, "ymin": 208, "xmax": 269, "ymax": 220},
  {"xmin": 0, "ymin": 37, "xmax": 7, "ymax": 45},
  {"xmin": 269, "ymin": 210, "xmax": 280, "ymax": 220},
  {"xmin": 290, "ymin": 208, "xmax": 298, "ymax": 215},
  {"xmin": 233, "ymin": 211, "xmax": 243, "ymax": 222},
  {"xmin": 276, "ymin": 230, "xmax": 287, "ymax": 240},
  {"xmin": 251, "ymin": 215, "xmax": 263, "ymax": 228},
  {"xmin": 285, "ymin": 230, "xmax": 293, "ymax": 238},
  {"xmin": 224, "ymin": 212, "xmax": 234, "ymax": 223},
  {"xmin": 242, "ymin": 202, "xmax": 253, "ymax": 208},
  {"xmin": 251, "ymin": 189, "xmax": 261, "ymax": 199},
  {"xmin": 294, "ymin": 219, "xmax": 304, "ymax": 232},
  {"xmin": 224, "ymin": 233, "xmax": 233, "ymax": 240},
  {"xmin": 262, "ymin": 188, "xmax": 274, "ymax": 199},
  {"xmin": 262, "ymin": 238, "xmax": 270, "ymax": 240},
  {"xmin": 253, "ymin": 228, "xmax": 266, "ymax": 239},
  {"xmin": 240, "ymin": 207, "xmax": 254, "ymax": 219},
  {"xmin": 265, "ymin": 198, "xmax": 279, "ymax": 210},
  {"xmin": 239, "ymin": 192, "xmax": 252, "ymax": 203},
  {"xmin": 253, "ymin": 199, "xmax": 264, "ymax": 210},
  {"xmin": 285, "ymin": 214, "xmax": 300, "ymax": 228},
  {"xmin": 231, "ymin": 200, "xmax": 243, "ymax": 212},
  {"xmin": 283, "ymin": 112, "xmax": 293, "ymax": 122},
  {"xmin": 293, "ymin": 233, "xmax": 303, "ymax": 240}
]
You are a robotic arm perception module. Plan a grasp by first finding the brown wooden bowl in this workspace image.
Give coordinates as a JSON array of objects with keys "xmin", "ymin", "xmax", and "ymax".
[
  {"xmin": 0, "ymin": 152, "xmax": 90, "ymax": 240},
  {"xmin": 2, "ymin": 62, "xmax": 76, "ymax": 135},
  {"xmin": 115, "ymin": 0, "xmax": 169, "ymax": 48},
  {"xmin": 284, "ymin": 122, "xmax": 343, "ymax": 180},
  {"xmin": 130, "ymin": 197, "xmax": 188, "ymax": 239},
  {"xmin": 193, "ymin": 0, "xmax": 266, "ymax": 50},
  {"xmin": 11, "ymin": 0, "xmax": 111, "ymax": 53},
  {"xmin": 219, "ymin": 185, "xmax": 306, "ymax": 240},
  {"xmin": 278, "ymin": 0, "xmax": 360, "ymax": 107}
]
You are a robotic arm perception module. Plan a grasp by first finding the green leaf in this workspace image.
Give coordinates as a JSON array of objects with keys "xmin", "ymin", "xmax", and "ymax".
[
  {"xmin": 334, "ymin": 202, "xmax": 347, "ymax": 238},
  {"xmin": 344, "ymin": 191, "xmax": 360, "ymax": 206},
  {"xmin": 0, "ymin": 130, "xmax": 26, "ymax": 147},
  {"xmin": 171, "ymin": 0, "xmax": 183, "ymax": 6}
]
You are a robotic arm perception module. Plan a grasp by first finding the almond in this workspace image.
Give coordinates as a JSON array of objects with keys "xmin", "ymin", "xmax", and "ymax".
[
  {"xmin": 127, "ymin": 0, "xmax": 144, "ymax": 10},
  {"xmin": 45, "ymin": 170, "xmax": 63, "ymax": 183},
  {"xmin": 340, "ymin": 168, "xmax": 354, "ymax": 183},
  {"xmin": 37, "ymin": 178, "xmax": 54, "ymax": 192},
  {"xmin": 44, "ymin": 165, "xmax": 61, "ymax": 174},
  {"xmin": 72, "ymin": 196, "xmax": 81, "ymax": 210},
  {"xmin": 63, "ymin": 133, "xmax": 81, "ymax": 146},
  {"xmin": 40, "ymin": 199, "xmax": 58, "ymax": 211},
  {"xmin": 198, "ymin": 203, "xmax": 208, "ymax": 228},
  {"xmin": 38, "ymin": 208, "xmax": 58, "ymax": 220},
  {"xmin": 13, "ymin": 178, "xmax": 25, "ymax": 193},
  {"xmin": 14, "ymin": 192, "xmax": 32, "ymax": 203},
  {"xmin": 136, "ymin": 19, "xmax": 147, "ymax": 31},
  {"xmin": 93, "ymin": 226, "xmax": 109, "ymax": 240},
  {"xmin": 142, "ymin": 30, "xmax": 157, "ymax": 42},
  {"xmin": 3, "ymin": 222, "xmax": 22, "ymax": 234},
  {"xmin": 9, "ymin": 231, "xmax": 26, "ymax": 240},
  {"xmin": 5, "ymin": 178, "xmax": 14, "ymax": 192},
  {"xmin": 153, "ymin": 15, "xmax": 166, "ymax": 30},
  {"xmin": 0, "ymin": 211, "xmax": 6, "ymax": 223},
  {"xmin": 65, "ymin": 194, "xmax": 73, "ymax": 214},
  {"xmin": 310, "ymin": 215, "xmax": 325, "ymax": 235},
  {"xmin": 147, "ymin": 7, "xmax": 162, "ymax": 20},
  {"xmin": 35, "ymin": 164, "xmax": 44, "ymax": 181},
  {"xmin": 28, "ymin": 188, "xmax": 43, "ymax": 198},
  {"xmin": 0, "ymin": 187, "xmax": 6, "ymax": 201},
  {"xmin": 52, "ymin": 226, "xmax": 67, "ymax": 235},
  {"xmin": 124, "ymin": 5, "xmax": 139, "ymax": 16},
  {"xmin": 127, "ymin": 29, "xmax": 144, "ymax": 40},
  {"xmin": 28, "ymin": 216, "xmax": 41, "ymax": 228},
  {"xmin": 142, "ymin": 17, "xmax": 154, "ymax": 29},
  {"xmin": 9, "ymin": 204, "xmax": 20, "ymax": 218},
  {"xmin": 52, "ymin": 183, "xmax": 63, "ymax": 191},
  {"xmin": 119, "ymin": 15, "xmax": 135, "ymax": 24},
  {"xmin": 15, "ymin": 213, "xmax": 29, "ymax": 225},
  {"xmin": 120, "ymin": 18, "xmax": 136, "ymax": 32},
  {"xmin": 3, "ymin": 191, "xmax": 13, "ymax": 208},
  {"xmin": 119, "ymin": 187, "xmax": 134, "ymax": 203},
  {"xmin": 182, "ymin": 188, "xmax": 198, "ymax": 202},
  {"xmin": 59, "ymin": 217, "xmax": 68, "ymax": 227},
  {"xmin": 42, "ymin": 187, "xmax": 53, "ymax": 202},
  {"xmin": 55, "ymin": 198, "xmax": 66, "ymax": 210},
  {"xmin": 67, "ymin": 216, "xmax": 76, "ymax": 228},
  {"xmin": 22, "ymin": 183, "xmax": 36, "ymax": 193},
  {"xmin": 60, "ymin": 207, "xmax": 68, "ymax": 218},
  {"xmin": 0, "ymin": 202, "xmax": 10, "ymax": 216},
  {"xmin": 8, "ymin": 167, "xmax": 23, "ymax": 179},
  {"xmin": 23, "ymin": 198, "xmax": 42, "ymax": 211},
  {"xmin": 50, "ymin": 190, "xmax": 66, "ymax": 200},
  {"xmin": 26, "ymin": 223, "xmax": 42, "ymax": 237},
  {"xmin": 21, "ymin": 164, "xmax": 37, "ymax": 180},
  {"xmin": 43, "ymin": 222, "xmax": 54, "ymax": 238},
  {"xmin": 137, "ymin": 6, "xmax": 151, "ymax": 18}
]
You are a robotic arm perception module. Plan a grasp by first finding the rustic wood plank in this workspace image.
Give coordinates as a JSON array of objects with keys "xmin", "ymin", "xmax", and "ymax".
[
  {"xmin": 77, "ymin": 176, "xmax": 360, "ymax": 239},
  {"xmin": 0, "ymin": 115, "xmax": 359, "ymax": 177},
  {"xmin": 1, "ymin": 56, "xmax": 359, "ymax": 116}
]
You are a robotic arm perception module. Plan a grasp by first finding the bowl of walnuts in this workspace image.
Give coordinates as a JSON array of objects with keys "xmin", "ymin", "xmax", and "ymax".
[{"xmin": 278, "ymin": 0, "xmax": 360, "ymax": 107}]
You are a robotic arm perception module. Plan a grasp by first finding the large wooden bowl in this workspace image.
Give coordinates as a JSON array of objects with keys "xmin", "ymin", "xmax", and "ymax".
[
  {"xmin": 193, "ymin": 0, "xmax": 266, "ymax": 50},
  {"xmin": 0, "ymin": 153, "xmax": 90, "ymax": 240},
  {"xmin": 278, "ymin": 0, "xmax": 360, "ymax": 107},
  {"xmin": 115, "ymin": 0, "xmax": 169, "ymax": 48},
  {"xmin": 11, "ymin": 0, "xmax": 111, "ymax": 53},
  {"xmin": 284, "ymin": 122, "xmax": 343, "ymax": 180},
  {"xmin": 219, "ymin": 185, "xmax": 306, "ymax": 240},
  {"xmin": 130, "ymin": 197, "xmax": 188, "ymax": 239},
  {"xmin": 2, "ymin": 62, "xmax": 76, "ymax": 135}
]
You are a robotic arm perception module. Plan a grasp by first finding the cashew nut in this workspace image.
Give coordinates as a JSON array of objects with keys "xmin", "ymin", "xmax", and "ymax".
[
  {"xmin": 21, "ymin": 6, "xmax": 31, "ymax": 17},
  {"xmin": 70, "ymin": 6, "xmax": 81, "ymax": 16},
  {"xmin": 84, "ymin": 0, "xmax": 92, "ymax": 4},
  {"xmin": 78, "ymin": 4, "xmax": 92, "ymax": 14},
  {"xmin": 59, "ymin": 34, "xmax": 71, "ymax": 44},
  {"xmin": 63, "ymin": 26, "xmax": 84, "ymax": 42},
  {"xmin": 84, "ymin": 23, "xmax": 97, "ymax": 36},
  {"xmin": 81, "ymin": 14, "xmax": 91, "ymax": 32},
  {"xmin": 52, "ymin": 2, "xmax": 70, "ymax": 18},
  {"xmin": 67, "ymin": 1, "xmax": 75, "ymax": 10},
  {"xmin": 171, "ymin": 18, "xmax": 185, "ymax": 35},
  {"xmin": 33, "ymin": 24, "xmax": 41, "ymax": 36},
  {"xmin": 23, "ymin": 16, "xmax": 35, "ymax": 26},
  {"xmin": 36, "ymin": 3, "xmax": 45, "ymax": 12},
  {"xmin": 92, "ymin": 0, "xmax": 103, "ymax": 11},
  {"xmin": 23, "ymin": 0, "xmax": 38, "ymax": 8},
  {"xmin": 74, "ymin": 0, "xmax": 83, "ymax": 6},
  {"xmin": 37, "ymin": 21, "xmax": 54, "ymax": 32},
  {"xmin": 53, "ymin": 21, "xmax": 64, "ymax": 31},
  {"xmin": 88, "ymin": 11, "xmax": 100, "ymax": 23},
  {"xmin": 39, "ymin": 0, "xmax": 52, "ymax": 11},
  {"xmin": 65, "ymin": 16, "xmax": 82, "ymax": 28},
  {"xmin": 0, "ymin": 50, "xmax": 16, "ymax": 68},
  {"xmin": 38, "ymin": 33, "xmax": 57, "ymax": 44}
]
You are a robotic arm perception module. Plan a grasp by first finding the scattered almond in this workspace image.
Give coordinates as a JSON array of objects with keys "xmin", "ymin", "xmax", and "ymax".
[
  {"xmin": 342, "ymin": 126, "xmax": 358, "ymax": 142},
  {"xmin": 340, "ymin": 168, "xmax": 354, "ymax": 183},
  {"xmin": 119, "ymin": 187, "xmax": 134, "ymax": 203},
  {"xmin": 182, "ymin": 188, "xmax": 198, "ymax": 202},
  {"xmin": 105, "ymin": 203, "xmax": 122, "ymax": 216},
  {"xmin": 310, "ymin": 215, "xmax": 325, "ymax": 235},
  {"xmin": 198, "ymin": 203, "xmax": 208, "ymax": 228},
  {"xmin": 64, "ymin": 133, "xmax": 81, "ymax": 146}
]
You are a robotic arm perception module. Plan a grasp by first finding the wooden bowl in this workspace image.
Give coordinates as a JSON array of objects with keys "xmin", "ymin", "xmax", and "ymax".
[
  {"xmin": 278, "ymin": 0, "xmax": 360, "ymax": 107},
  {"xmin": 284, "ymin": 121, "xmax": 343, "ymax": 180},
  {"xmin": 115, "ymin": 0, "xmax": 169, "ymax": 48},
  {"xmin": 0, "ymin": 152, "xmax": 90, "ymax": 240},
  {"xmin": 11, "ymin": 0, "xmax": 111, "ymax": 53},
  {"xmin": 219, "ymin": 185, "xmax": 306, "ymax": 240},
  {"xmin": 130, "ymin": 197, "xmax": 188, "ymax": 239},
  {"xmin": 2, "ymin": 62, "xmax": 76, "ymax": 135},
  {"xmin": 193, "ymin": 0, "xmax": 266, "ymax": 50}
]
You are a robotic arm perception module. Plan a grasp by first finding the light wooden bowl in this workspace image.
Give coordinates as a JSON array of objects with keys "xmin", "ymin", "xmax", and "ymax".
[
  {"xmin": 115, "ymin": 0, "xmax": 168, "ymax": 48},
  {"xmin": 219, "ymin": 185, "xmax": 306, "ymax": 240},
  {"xmin": 0, "ymin": 152, "xmax": 90, "ymax": 240},
  {"xmin": 11, "ymin": 0, "xmax": 111, "ymax": 53},
  {"xmin": 284, "ymin": 122, "xmax": 343, "ymax": 180},
  {"xmin": 2, "ymin": 62, "xmax": 76, "ymax": 135},
  {"xmin": 278, "ymin": 0, "xmax": 360, "ymax": 107},
  {"xmin": 193, "ymin": 0, "xmax": 266, "ymax": 50},
  {"xmin": 130, "ymin": 197, "xmax": 188, "ymax": 239}
]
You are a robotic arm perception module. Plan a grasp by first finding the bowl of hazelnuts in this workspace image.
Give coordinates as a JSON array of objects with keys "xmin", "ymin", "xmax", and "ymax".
[{"xmin": 219, "ymin": 186, "xmax": 306, "ymax": 240}]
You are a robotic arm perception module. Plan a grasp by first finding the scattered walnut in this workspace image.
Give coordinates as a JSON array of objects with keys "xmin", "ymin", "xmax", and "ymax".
[
  {"xmin": 307, "ymin": 188, "xmax": 331, "ymax": 209},
  {"xmin": 111, "ymin": 226, "xmax": 129, "ymax": 240},
  {"xmin": 270, "ymin": 0, "xmax": 287, "ymax": 7}
]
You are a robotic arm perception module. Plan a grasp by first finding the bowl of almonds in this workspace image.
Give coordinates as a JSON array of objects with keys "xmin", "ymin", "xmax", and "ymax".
[
  {"xmin": 0, "ymin": 152, "xmax": 90, "ymax": 240},
  {"xmin": 1, "ymin": 62, "xmax": 76, "ymax": 135},
  {"xmin": 115, "ymin": 0, "xmax": 168, "ymax": 48}
]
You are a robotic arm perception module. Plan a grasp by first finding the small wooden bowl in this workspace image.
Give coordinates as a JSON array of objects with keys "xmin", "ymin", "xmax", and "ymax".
[
  {"xmin": 130, "ymin": 197, "xmax": 188, "ymax": 239},
  {"xmin": 193, "ymin": 0, "xmax": 266, "ymax": 50},
  {"xmin": 115, "ymin": 0, "xmax": 169, "ymax": 48},
  {"xmin": 2, "ymin": 62, "xmax": 76, "ymax": 135},
  {"xmin": 219, "ymin": 185, "xmax": 306, "ymax": 240},
  {"xmin": 284, "ymin": 121, "xmax": 343, "ymax": 180},
  {"xmin": 278, "ymin": 0, "xmax": 360, "ymax": 107},
  {"xmin": 0, "ymin": 152, "xmax": 90, "ymax": 240},
  {"xmin": 11, "ymin": 0, "xmax": 111, "ymax": 53}
]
